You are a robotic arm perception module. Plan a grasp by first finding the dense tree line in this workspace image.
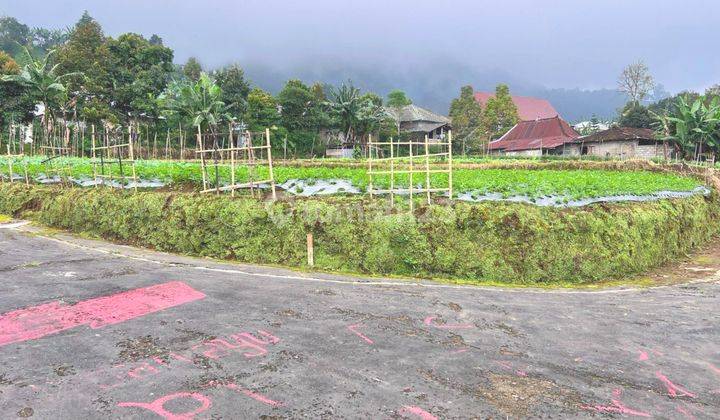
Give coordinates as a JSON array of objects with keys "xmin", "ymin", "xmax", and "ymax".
[{"xmin": 0, "ymin": 12, "xmax": 397, "ymax": 157}]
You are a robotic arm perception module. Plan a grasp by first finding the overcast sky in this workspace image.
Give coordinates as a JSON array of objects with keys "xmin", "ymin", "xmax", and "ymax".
[{"xmin": 1, "ymin": 0, "xmax": 718, "ymax": 93}]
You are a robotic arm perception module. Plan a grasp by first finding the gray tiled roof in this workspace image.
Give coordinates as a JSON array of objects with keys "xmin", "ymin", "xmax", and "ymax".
[{"xmin": 385, "ymin": 104, "xmax": 451, "ymax": 124}]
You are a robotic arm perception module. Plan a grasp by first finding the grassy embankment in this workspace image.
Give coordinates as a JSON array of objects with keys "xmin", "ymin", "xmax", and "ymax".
[{"xmin": 1, "ymin": 183, "xmax": 718, "ymax": 286}]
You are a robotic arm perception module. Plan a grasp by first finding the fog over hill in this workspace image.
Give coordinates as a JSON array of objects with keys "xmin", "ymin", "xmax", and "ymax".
[{"xmin": 242, "ymin": 57, "xmax": 631, "ymax": 122}]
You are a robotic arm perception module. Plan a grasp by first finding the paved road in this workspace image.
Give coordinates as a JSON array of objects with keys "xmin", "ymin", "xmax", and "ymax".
[{"xmin": 0, "ymin": 225, "xmax": 719, "ymax": 419}]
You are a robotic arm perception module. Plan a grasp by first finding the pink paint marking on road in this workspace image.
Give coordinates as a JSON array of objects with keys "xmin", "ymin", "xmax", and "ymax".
[
  {"xmin": 656, "ymin": 371, "xmax": 696, "ymax": 398},
  {"xmin": 451, "ymin": 348, "xmax": 468, "ymax": 354},
  {"xmin": 637, "ymin": 350, "xmax": 649, "ymax": 362},
  {"xmin": 398, "ymin": 405, "xmax": 438, "ymax": 420},
  {"xmin": 127, "ymin": 362, "xmax": 160, "ymax": 379},
  {"xmin": 118, "ymin": 392, "xmax": 211, "ymax": 420},
  {"xmin": 347, "ymin": 324, "xmax": 374, "ymax": 345},
  {"xmin": 708, "ymin": 363, "xmax": 720, "ymax": 376},
  {"xmin": 0, "ymin": 281, "xmax": 205, "ymax": 347},
  {"xmin": 495, "ymin": 360, "xmax": 513, "ymax": 370},
  {"xmin": 580, "ymin": 389, "xmax": 650, "ymax": 417},
  {"xmin": 495, "ymin": 360, "xmax": 527, "ymax": 377},
  {"xmin": 423, "ymin": 316, "xmax": 473, "ymax": 330},
  {"xmin": 224, "ymin": 383, "xmax": 285, "ymax": 407},
  {"xmin": 169, "ymin": 352, "xmax": 193, "ymax": 363}
]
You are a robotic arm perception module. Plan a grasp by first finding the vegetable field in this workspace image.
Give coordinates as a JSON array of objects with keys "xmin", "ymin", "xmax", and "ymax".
[{"xmin": 0, "ymin": 156, "xmax": 703, "ymax": 200}]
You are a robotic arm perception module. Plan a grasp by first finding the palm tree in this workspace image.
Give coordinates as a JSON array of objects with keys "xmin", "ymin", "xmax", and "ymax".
[
  {"xmin": 158, "ymin": 73, "xmax": 229, "ymax": 187},
  {"xmin": 326, "ymin": 82, "xmax": 388, "ymax": 148},
  {"xmin": 158, "ymin": 73, "xmax": 229, "ymax": 138},
  {"xmin": 326, "ymin": 82, "xmax": 363, "ymax": 146},
  {"xmin": 1, "ymin": 47, "xmax": 82, "ymax": 134}
]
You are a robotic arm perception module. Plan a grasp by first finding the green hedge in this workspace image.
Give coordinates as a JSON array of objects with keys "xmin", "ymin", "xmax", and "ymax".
[{"xmin": 1, "ymin": 184, "xmax": 719, "ymax": 285}]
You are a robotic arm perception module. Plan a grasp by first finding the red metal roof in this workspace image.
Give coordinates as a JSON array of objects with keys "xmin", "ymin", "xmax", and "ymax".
[
  {"xmin": 489, "ymin": 116, "xmax": 580, "ymax": 152},
  {"xmin": 474, "ymin": 92, "xmax": 559, "ymax": 121}
]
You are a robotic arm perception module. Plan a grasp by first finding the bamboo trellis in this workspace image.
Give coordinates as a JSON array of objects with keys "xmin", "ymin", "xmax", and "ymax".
[
  {"xmin": 195, "ymin": 124, "xmax": 277, "ymax": 199},
  {"xmin": 2, "ymin": 124, "xmax": 29, "ymax": 185},
  {"xmin": 367, "ymin": 131, "xmax": 453, "ymax": 210},
  {"xmin": 90, "ymin": 124, "xmax": 138, "ymax": 192}
]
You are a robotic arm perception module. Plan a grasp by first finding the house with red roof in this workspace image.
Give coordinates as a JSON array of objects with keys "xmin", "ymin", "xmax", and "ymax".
[
  {"xmin": 474, "ymin": 92, "xmax": 559, "ymax": 121},
  {"xmin": 488, "ymin": 116, "xmax": 580, "ymax": 156}
]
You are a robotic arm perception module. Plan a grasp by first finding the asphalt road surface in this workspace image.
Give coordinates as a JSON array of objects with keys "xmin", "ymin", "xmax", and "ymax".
[{"xmin": 0, "ymin": 224, "xmax": 719, "ymax": 419}]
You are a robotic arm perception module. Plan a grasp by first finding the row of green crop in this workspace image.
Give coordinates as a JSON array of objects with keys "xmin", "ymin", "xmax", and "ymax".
[
  {"xmin": 1, "ymin": 184, "xmax": 718, "ymax": 284},
  {"xmin": 0, "ymin": 156, "xmax": 702, "ymax": 199}
]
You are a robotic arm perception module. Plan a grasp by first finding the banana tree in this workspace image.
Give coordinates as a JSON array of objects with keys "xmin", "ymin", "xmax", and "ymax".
[{"xmin": 658, "ymin": 95, "xmax": 720, "ymax": 162}]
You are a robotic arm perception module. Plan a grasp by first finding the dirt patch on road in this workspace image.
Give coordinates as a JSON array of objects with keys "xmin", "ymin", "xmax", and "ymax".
[
  {"xmin": 478, "ymin": 373, "xmax": 553, "ymax": 416},
  {"xmin": 637, "ymin": 239, "xmax": 720, "ymax": 287},
  {"xmin": 116, "ymin": 335, "xmax": 169, "ymax": 362},
  {"xmin": 420, "ymin": 368, "xmax": 583, "ymax": 417}
]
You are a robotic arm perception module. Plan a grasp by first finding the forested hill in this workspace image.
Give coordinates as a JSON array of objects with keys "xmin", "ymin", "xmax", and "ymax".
[{"xmin": 242, "ymin": 60, "xmax": 635, "ymax": 122}]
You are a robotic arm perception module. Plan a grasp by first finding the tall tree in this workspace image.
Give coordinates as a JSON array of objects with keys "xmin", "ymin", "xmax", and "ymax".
[
  {"xmin": 106, "ymin": 33, "xmax": 174, "ymax": 120},
  {"xmin": 448, "ymin": 85, "xmax": 483, "ymax": 154},
  {"xmin": 213, "ymin": 64, "xmax": 251, "ymax": 115},
  {"xmin": 0, "ymin": 17, "xmax": 31, "ymax": 57},
  {"xmin": 148, "ymin": 34, "xmax": 164, "ymax": 46},
  {"xmin": 618, "ymin": 61, "xmax": 654, "ymax": 105},
  {"xmin": 0, "ymin": 51, "xmax": 31, "ymax": 126},
  {"xmin": 385, "ymin": 89, "xmax": 412, "ymax": 107},
  {"xmin": 30, "ymin": 28, "xmax": 68, "ymax": 54},
  {"xmin": 483, "ymin": 84, "xmax": 519, "ymax": 140},
  {"xmin": 183, "ymin": 57, "xmax": 202, "ymax": 82},
  {"xmin": 55, "ymin": 12, "xmax": 112, "ymax": 120},
  {"xmin": 244, "ymin": 88, "xmax": 279, "ymax": 131},
  {"xmin": 277, "ymin": 79, "xmax": 315, "ymax": 131}
]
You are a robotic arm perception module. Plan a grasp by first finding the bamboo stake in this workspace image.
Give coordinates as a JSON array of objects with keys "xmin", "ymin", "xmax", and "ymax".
[
  {"xmin": 179, "ymin": 122, "xmax": 185, "ymax": 161},
  {"xmin": 165, "ymin": 128, "xmax": 170, "ymax": 160},
  {"xmin": 448, "ymin": 130, "xmax": 453, "ymax": 199},
  {"xmin": 91, "ymin": 124, "xmax": 97, "ymax": 187},
  {"xmin": 389, "ymin": 136, "xmax": 395, "ymax": 207},
  {"xmin": 229, "ymin": 123, "xmax": 235, "ymax": 197},
  {"xmin": 266, "ymin": 128, "xmax": 277, "ymax": 200},
  {"xmin": 368, "ymin": 134, "xmax": 374, "ymax": 199},
  {"xmin": 424, "ymin": 134, "xmax": 431, "ymax": 204},
  {"xmin": 198, "ymin": 125, "xmax": 207, "ymax": 190},
  {"xmin": 306, "ymin": 233, "xmax": 314, "ymax": 267},
  {"xmin": 409, "ymin": 136, "xmax": 414, "ymax": 212},
  {"xmin": 129, "ymin": 125, "xmax": 137, "ymax": 193}
]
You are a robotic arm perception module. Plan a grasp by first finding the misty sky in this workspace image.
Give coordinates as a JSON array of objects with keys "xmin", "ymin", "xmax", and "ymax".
[{"xmin": 1, "ymin": 0, "xmax": 718, "ymax": 94}]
